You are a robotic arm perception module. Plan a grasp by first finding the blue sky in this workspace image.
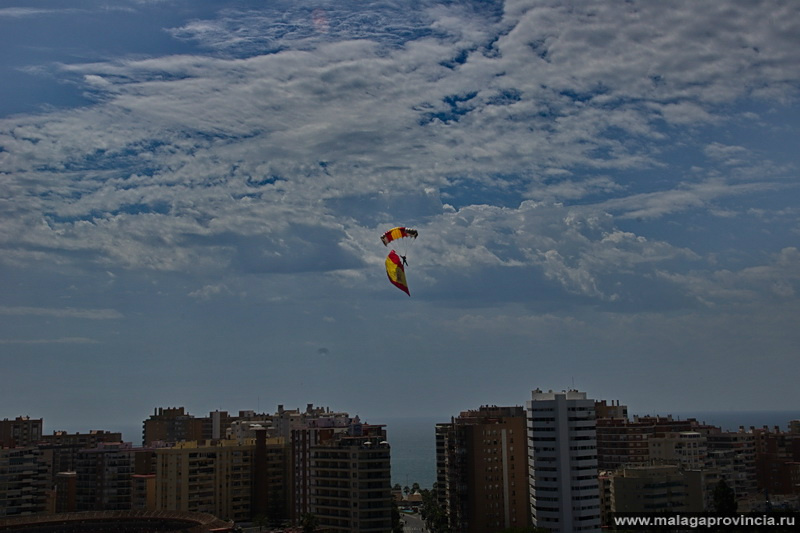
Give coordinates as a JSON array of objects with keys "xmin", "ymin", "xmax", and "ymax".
[{"xmin": 1, "ymin": 0, "xmax": 799, "ymax": 432}]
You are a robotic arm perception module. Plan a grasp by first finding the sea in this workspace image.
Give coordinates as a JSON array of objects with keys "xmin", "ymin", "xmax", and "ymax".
[{"xmin": 99, "ymin": 411, "xmax": 800, "ymax": 492}]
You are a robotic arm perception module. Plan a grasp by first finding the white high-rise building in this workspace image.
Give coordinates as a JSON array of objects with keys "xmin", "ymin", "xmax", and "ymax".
[{"xmin": 527, "ymin": 389, "xmax": 601, "ymax": 533}]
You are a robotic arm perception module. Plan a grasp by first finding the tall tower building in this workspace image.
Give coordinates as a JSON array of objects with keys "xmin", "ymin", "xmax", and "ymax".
[
  {"xmin": 435, "ymin": 406, "xmax": 530, "ymax": 533},
  {"xmin": 527, "ymin": 389, "xmax": 601, "ymax": 533}
]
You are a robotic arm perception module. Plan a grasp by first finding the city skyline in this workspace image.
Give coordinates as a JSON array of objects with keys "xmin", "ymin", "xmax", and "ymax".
[
  {"xmin": 4, "ymin": 398, "xmax": 800, "ymax": 496},
  {"xmin": 2, "ymin": 0, "xmax": 799, "ymax": 431},
  {"xmin": 6, "ymin": 399, "xmax": 800, "ymax": 446}
]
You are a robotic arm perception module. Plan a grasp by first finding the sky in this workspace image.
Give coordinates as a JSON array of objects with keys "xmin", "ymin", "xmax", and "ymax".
[{"xmin": 1, "ymin": 0, "xmax": 799, "ymax": 434}]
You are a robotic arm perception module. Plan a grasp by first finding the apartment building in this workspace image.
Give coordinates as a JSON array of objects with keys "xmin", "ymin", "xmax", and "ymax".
[
  {"xmin": 0, "ymin": 417, "xmax": 42, "ymax": 448},
  {"xmin": 39, "ymin": 429, "xmax": 122, "ymax": 484},
  {"xmin": 155, "ymin": 439, "xmax": 255, "ymax": 522},
  {"xmin": 704, "ymin": 429, "xmax": 756, "ymax": 499},
  {"xmin": 75, "ymin": 442, "xmax": 139, "ymax": 511},
  {"xmin": 435, "ymin": 405, "xmax": 530, "ymax": 533},
  {"xmin": 309, "ymin": 429, "xmax": 392, "ymax": 532},
  {"xmin": 527, "ymin": 389, "xmax": 601, "ymax": 533},
  {"xmin": 0, "ymin": 447, "xmax": 49, "ymax": 516},
  {"xmin": 648, "ymin": 431, "xmax": 709, "ymax": 469},
  {"xmin": 152, "ymin": 430, "xmax": 291, "ymax": 523},
  {"xmin": 609, "ymin": 464, "xmax": 705, "ymax": 513},
  {"xmin": 289, "ymin": 407, "xmax": 368, "ymax": 521},
  {"xmin": 753, "ymin": 425, "xmax": 800, "ymax": 495},
  {"xmin": 596, "ymin": 415, "xmax": 696, "ymax": 470},
  {"xmin": 143, "ymin": 407, "xmax": 205, "ymax": 445}
]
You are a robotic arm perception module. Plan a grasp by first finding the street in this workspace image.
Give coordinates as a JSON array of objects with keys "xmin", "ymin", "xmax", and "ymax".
[{"xmin": 401, "ymin": 512, "xmax": 427, "ymax": 532}]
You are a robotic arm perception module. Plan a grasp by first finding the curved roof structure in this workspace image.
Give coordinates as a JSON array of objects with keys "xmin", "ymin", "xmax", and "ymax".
[{"xmin": 0, "ymin": 510, "xmax": 234, "ymax": 532}]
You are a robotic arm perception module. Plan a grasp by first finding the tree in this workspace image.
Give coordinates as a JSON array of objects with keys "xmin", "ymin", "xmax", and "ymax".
[
  {"xmin": 713, "ymin": 479, "xmax": 737, "ymax": 514},
  {"xmin": 420, "ymin": 487, "xmax": 449, "ymax": 533},
  {"xmin": 252, "ymin": 514, "xmax": 268, "ymax": 532},
  {"xmin": 300, "ymin": 513, "xmax": 318, "ymax": 533}
]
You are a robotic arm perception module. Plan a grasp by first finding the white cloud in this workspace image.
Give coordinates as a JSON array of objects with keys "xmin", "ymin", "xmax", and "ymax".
[
  {"xmin": 188, "ymin": 284, "xmax": 230, "ymax": 300},
  {"xmin": 1, "ymin": 0, "xmax": 798, "ymax": 310},
  {"xmin": 0, "ymin": 8, "xmax": 64, "ymax": 17},
  {"xmin": 658, "ymin": 247, "xmax": 800, "ymax": 305}
]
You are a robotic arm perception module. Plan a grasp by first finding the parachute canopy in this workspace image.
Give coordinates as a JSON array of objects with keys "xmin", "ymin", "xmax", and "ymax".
[
  {"xmin": 385, "ymin": 250, "xmax": 410, "ymax": 296},
  {"xmin": 380, "ymin": 227, "xmax": 418, "ymax": 246}
]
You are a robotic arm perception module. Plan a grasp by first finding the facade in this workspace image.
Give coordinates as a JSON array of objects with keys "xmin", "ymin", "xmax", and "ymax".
[
  {"xmin": 0, "ymin": 417, "xmax": 42, "ymax": 448},
  {"xmin": 648, "ymin": 431, "xmax": 709, "ymax": 469},
  {"xmin": 289, "ymin": 406, "xmax": 366, "ymax": 521},
  {"xmin": 131, "ymin": 474, "xmax": 156, "ymax": 511},
  {"xmin": 595, "ymin": 411, "xmax": 760, "ymax": 509},
  {"xmin": 0, "ymin": 404, "xmax": 387, "ymax": 528},
  {"xmin": 435, "ymin": 406, "xmax": 530, "ymax": 533},
  {"xmin": 0, "ymin": 447, "xmax": 49, "ymax": 517},
  {"xmin": 152, "ymin": 432, "xmax": 290, "ymax": 524},
  {"xmin": 54, "ymin": 471, "xmax": 77, "ymax": 513},
  {"xmin": 609, "ymin": 464, "xmax": 705, "ymax": 513},
  {"xmin": 596, "ymin": 415, "xmax": 696, "ymax": 470},
  {"xmin": 704, "ymin": 430, "xmax": 757, "ymax": 499},
  {"xmin": 753, "ymin": 425, "xmax": 800, "ymax": 495},
  {"xmin": 154, "ymin": 439, "xmax": 256, "ymax": 522},
  {"xmin": 252, "ymin": 429, "xmax": 291, "ymax": 524},
  {"xmin": 142, "ymin": 407, "xmax": 205, "ymax": 445},
  {"xmin": 39, "ymin": 430, "xmax": 122, "ymax": 485},
  {"xmin": 595, "ymin": 400, "xmax": 628, "ymax": 421},
  {"xmin": 309, "ymin": 432, "xmax": 392, "ymax": 532},
  {"xmin": 75, "ymin": 442, "xmax": 138, "ymax": 511},
  {"xmin": 527, "ymin": 389, "xmax": 601, "ymax": 533}
]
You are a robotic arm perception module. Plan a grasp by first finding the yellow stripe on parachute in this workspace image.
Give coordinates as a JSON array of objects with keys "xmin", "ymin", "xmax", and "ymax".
[
  {"xmin": 380, "ymin": 227, "xmax": 418, "ymax": 246},
  {"xmin": 385, "ymin": 250, "xmax": 410, "ymax": 296}
]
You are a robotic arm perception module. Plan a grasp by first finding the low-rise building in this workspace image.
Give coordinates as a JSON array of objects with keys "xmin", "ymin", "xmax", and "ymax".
[{"xmin": 609, "ymin": 464, "xmax": 705, "ymax": 514}]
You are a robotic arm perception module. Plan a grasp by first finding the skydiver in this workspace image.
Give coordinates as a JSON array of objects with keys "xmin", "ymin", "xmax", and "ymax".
[{"xmin": 401, "ymin": 255, "xmax": 408, "ymax": 266}]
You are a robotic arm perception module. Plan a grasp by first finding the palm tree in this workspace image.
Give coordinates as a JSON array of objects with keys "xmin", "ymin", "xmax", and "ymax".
[
  {"xmin": 300, "ymin": 512, "xmax": 318, "ymax": 533},
  {"xmin": 252, "ymin": 514, "xmax": 268, "ymax": 532}
]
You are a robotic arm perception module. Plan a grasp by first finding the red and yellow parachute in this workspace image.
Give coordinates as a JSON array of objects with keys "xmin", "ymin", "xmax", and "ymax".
[
  {"xmin": 381, "ymin": 227, "xmax": 417, "ymax": 296},
  {"xmin": 380, "ymin": 227, "xmax": 418, "ymax": 246},
  {"xmin": 385, "ymin": 250, "xmax": 410, "ymax": 296}
]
